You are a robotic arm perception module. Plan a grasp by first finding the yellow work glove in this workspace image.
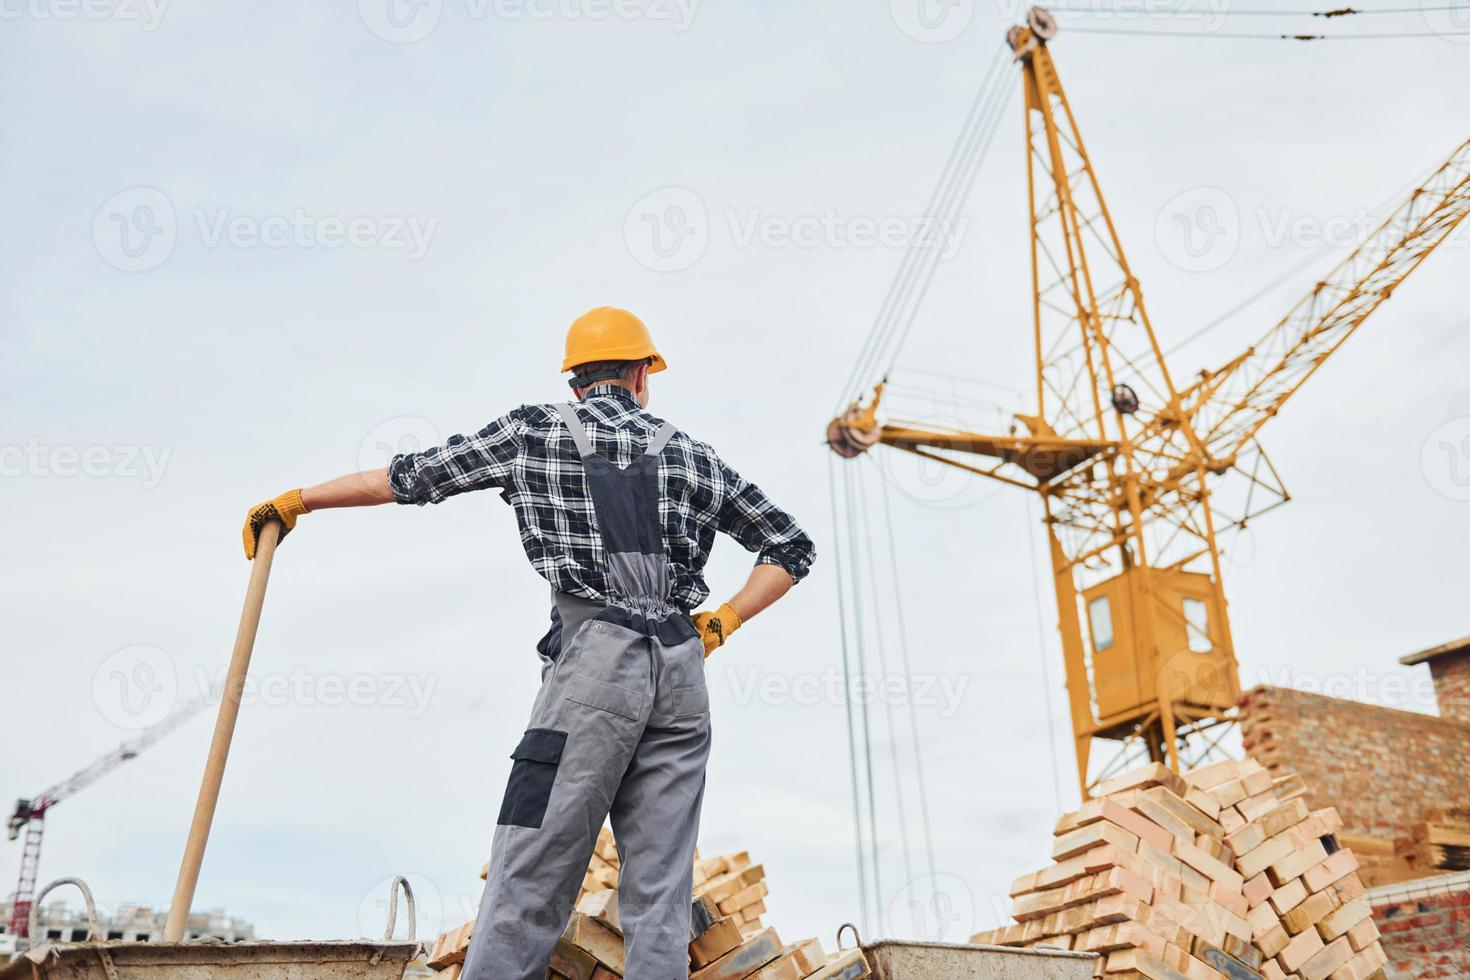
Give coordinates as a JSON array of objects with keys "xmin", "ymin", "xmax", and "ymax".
[
  {"xmin": 242, "ymin": 488, "xmax": 309, "ymax": 559},
  {"xmin": 691, "ymin": 602, "xmax": 743, "ymax": 658}
]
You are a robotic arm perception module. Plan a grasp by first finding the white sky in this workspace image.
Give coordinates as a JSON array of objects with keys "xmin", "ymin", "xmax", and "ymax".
[{"xmin": 3, "ymin": 0, "xmax": 1468, "ymax": 952}]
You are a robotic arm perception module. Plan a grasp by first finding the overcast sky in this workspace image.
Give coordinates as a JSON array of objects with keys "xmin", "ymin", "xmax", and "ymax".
[{"xmin": 3, "ymin": 0, "xmax": 1468, "ymax": 953}]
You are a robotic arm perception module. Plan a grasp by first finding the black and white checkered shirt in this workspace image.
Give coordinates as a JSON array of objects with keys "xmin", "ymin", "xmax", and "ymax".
[{"xmin": 387, "ymin": 385, "xmax": 815, "ymax": 611}]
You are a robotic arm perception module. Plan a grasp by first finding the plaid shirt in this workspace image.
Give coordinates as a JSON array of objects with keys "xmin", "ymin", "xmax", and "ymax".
[{"xmin": 387, "ymin": 385, "xmax": 815, "ymax": 610}]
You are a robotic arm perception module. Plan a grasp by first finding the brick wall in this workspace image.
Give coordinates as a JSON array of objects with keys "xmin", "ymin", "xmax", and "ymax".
[
  {"xmin": 1369, "ymin": 873, "xmax": 1470, "ymax": 979},
  {"xmin": 1428, "ymin": 652, "xmax": 1470, "ymax": 725},
  {"xmin": 1238, "ymin": 685, "xmax": 1470, "ymax": 841}
]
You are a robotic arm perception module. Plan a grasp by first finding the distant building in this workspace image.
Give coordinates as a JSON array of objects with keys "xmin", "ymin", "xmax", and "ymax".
[{"xmin": 0, "ymin": 900, "xmax": 254, "ymax": 954}]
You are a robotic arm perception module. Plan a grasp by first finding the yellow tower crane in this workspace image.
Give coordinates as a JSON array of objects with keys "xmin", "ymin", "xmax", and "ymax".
[{"xmin": 828, "ymin": 7, "xmax": 1470, "ymax": 800}]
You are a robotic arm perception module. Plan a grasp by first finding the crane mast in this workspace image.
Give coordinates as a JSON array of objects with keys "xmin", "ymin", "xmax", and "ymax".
[
  {"xmin": 7, "ymin": 695, "xmax": 207, "ymax": 937},
  {"xmin": 828, "ymin": 8, "xmax": 1470, "ymax": 799}
]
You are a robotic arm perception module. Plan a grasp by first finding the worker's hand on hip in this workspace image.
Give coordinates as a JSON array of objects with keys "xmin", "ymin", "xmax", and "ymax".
[
  {"xmin": 691, "ymin": 602, "xmax": 742, "ymax": 658},
  {"xmin": 242, "ymin": 489, "xmax": 309, "ymax": 559}
]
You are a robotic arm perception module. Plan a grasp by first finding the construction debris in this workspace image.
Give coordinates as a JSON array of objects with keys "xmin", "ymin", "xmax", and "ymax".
[
  {"xmin": 972, "ymin": 757, "xmax": 1392, "ymax": 980},
  {"xmin": 425, "ymin": 828, "xmax": 869, "ymax": 980}
]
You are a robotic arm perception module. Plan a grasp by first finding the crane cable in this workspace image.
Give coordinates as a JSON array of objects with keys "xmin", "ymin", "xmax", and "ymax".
[
  {"xmin": 1049, "ymin": 2, "xmax": 1470, "ymax": 14},
  {"xmin": 837, "ymin": 42, "xmax": 1015, "ymax": 413},
  {"xmin": 1065, "ymin": 26, "xmax": 1470, "ymax": 38},
  {"xmin": 827, "ymin": 451, "xmax": 874, "ymax": 934},
  {"xmin": 874, "ymin": 462, "xmax": 939, "ymax": 888},
  {"xmin": 854, "ymin": 464, "xmax": 917, "ymax": 895}
]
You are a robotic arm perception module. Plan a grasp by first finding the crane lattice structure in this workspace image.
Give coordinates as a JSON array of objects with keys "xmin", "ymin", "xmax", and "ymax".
[
  {"xmin": 7, "ymin": 696, "xmax": 207, "ymax": 938},
  {"xmin": 829, "ymin": 7, "xmax": 1470, "ymax": 800}
]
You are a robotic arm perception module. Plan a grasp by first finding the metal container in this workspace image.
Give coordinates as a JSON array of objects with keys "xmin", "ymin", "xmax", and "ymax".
[
  {"xmin": 4, "ymin": 878, "xmax": 420, "ymax": 980},
  {"xmin": 833, "ymin": 923, "xmax": 1097, "ymax": 980},
  {"xmin": 1, "ymin": 940, "xmax": 421, "ymax": 980}
]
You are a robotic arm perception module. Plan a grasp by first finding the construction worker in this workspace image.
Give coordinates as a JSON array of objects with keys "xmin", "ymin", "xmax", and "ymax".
[{"xmin": 242, "ymin": 307, "xmax": 815, "ymax": 978}]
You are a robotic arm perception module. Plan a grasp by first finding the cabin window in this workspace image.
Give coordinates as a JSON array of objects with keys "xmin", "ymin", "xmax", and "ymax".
[
  {"xmin": 1184, "ymin": 598, "xmax": 1212, "ymax": 653},
  {"xmin": 1088, "ymin": 596, "xmax": 1114, "ymax": 652}
]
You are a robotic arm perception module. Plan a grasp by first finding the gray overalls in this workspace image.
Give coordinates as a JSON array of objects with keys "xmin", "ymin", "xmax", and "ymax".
[{"xmin": 462, "ymin": 402, "xmax": 713, "ymax": 980}]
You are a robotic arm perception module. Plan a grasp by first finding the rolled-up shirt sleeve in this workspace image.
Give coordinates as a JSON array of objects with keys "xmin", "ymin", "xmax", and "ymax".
[
  {"xmin": 713, "ymin": 462, "xmax": 816, "ymax": 583},
  {"xmin": 387, "ymin": 410, "xmax": 526, "ymax": 506}
]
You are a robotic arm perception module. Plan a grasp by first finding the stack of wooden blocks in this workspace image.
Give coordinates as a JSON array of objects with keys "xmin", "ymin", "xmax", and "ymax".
[
  {"xmin": 1399, "ymin": 806, "xmax": 1470, "ymax": 874},
  {"xmin": 971, "ymin": 757, "xmax": 1391, "ymax": 980},
  {"xmin": 576, "ymin": 826, "xmax": 623, "ymax": 908},
  {"xmin": 1333, "ymin": 834, "xmax": 1415, "ymax": 889},
  {"xmin": 424, "ymin": 827, "xmax": 872, "ymax": 980}
]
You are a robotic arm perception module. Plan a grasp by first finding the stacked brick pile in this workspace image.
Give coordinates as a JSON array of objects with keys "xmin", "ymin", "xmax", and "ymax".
[
  {"xmin": 971, "ymin": 757, "xmax": 1391, "ymax": 980},
  {"xmin": 423, "ymin": 828, "xmax": 871, "ymax": 980}
]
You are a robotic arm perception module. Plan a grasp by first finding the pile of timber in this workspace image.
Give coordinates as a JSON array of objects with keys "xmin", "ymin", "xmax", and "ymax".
[
  {"xmin": 1398, "ymin": 806, "xmax": 1470, "ymax": 874},
  {"xmin": 580, "ymin": 825, "xmax": 622, "ymax": 901},
  {"xmin": 424, "ymin": 827, "xmax": 871, "ymax": 980},
  {"xmin": 1332, "ymin": 835, "xmax": 1417, "ymax": 890},
  {"xmin": 971, "ymin": 758, "xmax": 1391, "ymax": 980}
]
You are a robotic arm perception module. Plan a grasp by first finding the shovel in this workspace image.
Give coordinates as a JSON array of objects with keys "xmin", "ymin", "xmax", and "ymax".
[{"xmin": 162, "ymin": 519, "xmax": 282, "ymax": 942}]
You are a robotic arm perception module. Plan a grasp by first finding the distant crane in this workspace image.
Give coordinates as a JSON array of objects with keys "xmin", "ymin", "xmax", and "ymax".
[
  {"xmin": 7, "ymin": 696, "xmax": 207, "ymax": 938},
  {"xmin": 829, "ymin": 7, "xmax": 1470, "ymax": 799}
]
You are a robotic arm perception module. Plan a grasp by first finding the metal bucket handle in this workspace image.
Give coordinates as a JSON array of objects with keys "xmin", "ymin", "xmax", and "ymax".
[
  {"xmin": 836, "ymin": 921, "xmax": 863, "ymax": 950},
  {"xmin": 28, "ymin": 877, "xmax": 120, "ymax": 980},
  {"xmin": 381, "ymin": 875, "xmax": 417, "ymax": 943}
]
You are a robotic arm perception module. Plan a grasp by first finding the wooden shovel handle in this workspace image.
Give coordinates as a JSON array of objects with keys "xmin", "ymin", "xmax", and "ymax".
[{"xmin": 163, "ymin": 519, "xmax": 282, "ymax": 942}]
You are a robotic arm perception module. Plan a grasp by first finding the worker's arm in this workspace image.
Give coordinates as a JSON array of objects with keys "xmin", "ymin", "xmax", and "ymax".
[
  {"xmin": 242, "ymin": 410, "xmax": 527, "ymax": 559},
  {"xmin": 301, "ymin": 469, "xmax": 394, "ymax": 510},
  {"xmin": 693, "ymin": 565, "xmax": 793, "ymax": 658},
  {"xmin": 727, "ymin": 562, "xmax": 795, "ymax": 622},
  {"xmin": 241, "ymin": 470, "xmax": 395, "ymax": 559},
  {"xmin": 693, "ymin": 460, "xmax": 816, "ymax": 656}
]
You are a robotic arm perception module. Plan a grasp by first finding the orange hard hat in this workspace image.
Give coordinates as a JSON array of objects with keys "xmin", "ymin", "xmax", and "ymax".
[{"xmin": 562, "ymin": 307, "xmax": 667, "ymax": 374}]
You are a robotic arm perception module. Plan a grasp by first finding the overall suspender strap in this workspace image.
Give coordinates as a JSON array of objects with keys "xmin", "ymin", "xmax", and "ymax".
[
  {"xmin": 645, "ymin": 422, "xmax": 678, "ymax": 456},
  {"xmin": 554, "ymin": 403, "xmax": 595, "ymax": 458},
  {"xmin": 557, "ymin": 403, "xmax": 678, "ymax": 460}
]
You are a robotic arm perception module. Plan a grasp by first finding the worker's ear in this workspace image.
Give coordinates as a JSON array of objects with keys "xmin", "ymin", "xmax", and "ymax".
[{"xmin": 632, "ymin": 363, "xmax": 651, "ymax": 407}]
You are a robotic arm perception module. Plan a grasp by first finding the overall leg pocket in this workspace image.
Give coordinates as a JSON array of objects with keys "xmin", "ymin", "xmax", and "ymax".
[{"xmin": 497, "ymin": 728, "xmax": 567, "ymax": 829}]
